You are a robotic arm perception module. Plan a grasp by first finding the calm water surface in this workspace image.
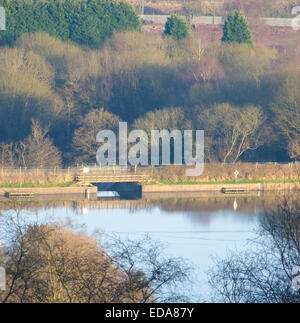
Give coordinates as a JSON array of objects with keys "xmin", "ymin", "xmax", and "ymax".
[{"xmin": 2, "ymin": 193, "xmax": 272, "ymax": 300}]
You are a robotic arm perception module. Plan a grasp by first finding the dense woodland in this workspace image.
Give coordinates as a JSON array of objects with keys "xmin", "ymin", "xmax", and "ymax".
[
  {"xmin": 0, "ymin": 0, "xmax": 299, "ymax": 168},
  {"xmin": 0, "ymin": 0, "xmax": 141, "ymax": 46}
]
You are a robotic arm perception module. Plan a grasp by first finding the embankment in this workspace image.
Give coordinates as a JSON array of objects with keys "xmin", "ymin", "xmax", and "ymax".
[
  {"xmin": 142, "ymin": 182, "xmax": 300, "ymax": 193},
  {"xmin": 0, "ymin": 186, "xmax": 98, "ymax": 196},
  {"xmin": 0, "ymin": 181, "xmax": 299, "ymax": 197}
]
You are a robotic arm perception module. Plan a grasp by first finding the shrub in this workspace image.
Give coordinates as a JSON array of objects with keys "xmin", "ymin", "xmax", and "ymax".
[
  {"xmin": 222, "ymin": 10, "xmax": 253, "ymax": 46},
  {"xmin": 164, "ymin": 15, "xmax": 190, "ymax": 41}
]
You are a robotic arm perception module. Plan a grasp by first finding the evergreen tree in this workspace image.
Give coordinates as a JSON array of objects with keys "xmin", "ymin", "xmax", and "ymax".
[
  {"xmin": 0, "ymin": 0, "xmax": 141, "ymax": 47},
  {"xmin": 164, "ymin": 15, "xmax": 190, "ymax": 40},
  {"xmin": 222, "ymin": 10, "xmax": 253, "ymax": 46}
]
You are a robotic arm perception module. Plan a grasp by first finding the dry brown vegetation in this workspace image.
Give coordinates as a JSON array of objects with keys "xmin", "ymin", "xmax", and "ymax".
[
  {"xmin": 0, "ymin": 222, "xmax": 145, "ymax": 302},
  {"xmin": 0, "ymin": 170, "xmax": 73, "ymax": 186},
  {"xmin": 144, "ymin": 23, "xmax": 300, "ymax": 50},
  {"xmin": 0, "ymin": 204, "xmax": 190, "ymax": 302},
  {"xmin": 0, "ymin": 162, "xmax": 299, "ymax": 186},
  {"xmin": 131, "ymin": 0, "xmax": 299, "ymax": 17},
  {"xmin": 149, "ymin": 162, "xmax": 300, "ymax": 182}
]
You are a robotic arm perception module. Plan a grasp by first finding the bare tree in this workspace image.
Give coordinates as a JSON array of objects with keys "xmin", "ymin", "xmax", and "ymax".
[
  {"xmin": 223, "ymin": 0, "xmax": 264, "ymax": 24},
  {"xmin": 197, "ymin": 104, "xmax": 266, "ymax": 163},
  {"xmin": 106, "ymin": 235, "xmax": 191, "ymax": 303},
  {"xmin": 0, "ymin": 203, "xmax": 191, "ymax": 303},
  {"xmin": 17, "ymin": 120, "xmax": 62, "ymax": 168},
  {"xmin": 288, "ymin": 138, "xmax": 300, "ymax": 161},
  {"xmin": 185, "ymin": 58, "xmax": 225, "ymax": 83},
  {"xmin": 0, "ymin": 143, "xmax": 16, "ymax": 167},
  {"xmin": 208, "ymin": 196, "xmax": 300, "ymax": 303},
  {"xmin": 272, "ymin": 71, "xmax": 300, "ymax": 161},
  {"xmin": 182, "ymin": 0, "xmax": 203, "ymax": 24},
  {"xmin": 72, "ymin": 108, "xmax": 121, "ymax": 164}
]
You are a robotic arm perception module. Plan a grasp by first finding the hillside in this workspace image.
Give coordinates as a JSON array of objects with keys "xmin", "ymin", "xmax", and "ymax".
[{"xmin": 129, "ymin": 0, "xmax": 300, "ymax": 18}]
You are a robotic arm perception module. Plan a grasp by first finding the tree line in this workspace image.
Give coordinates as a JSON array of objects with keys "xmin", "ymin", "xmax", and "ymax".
[
  {"xmin": 0, "ymin": 0, "xmax": 141, "ymax": 47},
  {"xmin": 0, "ymin": 7, "xmax": 299, "ymax": 168}
]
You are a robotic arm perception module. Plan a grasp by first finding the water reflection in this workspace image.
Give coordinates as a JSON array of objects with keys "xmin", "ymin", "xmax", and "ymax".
[
  {"xmin": 98, "ymin": 191, "xmax": 120, "ymax": 199},
  {"xmin": 233, "ymin": 199, "xmax": 238, "ymax": 211},
  {"xmin": 0, "ymin": 193, "xmax": 288, "ymax": 300}
]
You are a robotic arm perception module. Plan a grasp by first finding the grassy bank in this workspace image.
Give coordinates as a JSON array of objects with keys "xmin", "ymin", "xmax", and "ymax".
[
  {"xmin": 0, "ymin": 181, "xmax": 76, "ymax": 188},
  {"xmin": 155, "ymin": 178, "xmax": 300, "ymax": 185},
  {"xmin": 1, "ymin": 178, "xmax": 300, "ymax": 188},
  {"xmin": 0, "ymin": 170, "xmax": 73, "ymax": 186},
  {"xmin": 149, "ymin": 163, "xmax": 300, "ymax": 183},
  {"xmin": 0, "ymin": 163, "xmax": 299, "ymax": 188}
]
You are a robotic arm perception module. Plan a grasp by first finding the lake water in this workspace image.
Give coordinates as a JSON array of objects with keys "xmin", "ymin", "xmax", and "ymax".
[{"xmin": 0, "ymin": 192, "xmax": 274, "ymax": 301}]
